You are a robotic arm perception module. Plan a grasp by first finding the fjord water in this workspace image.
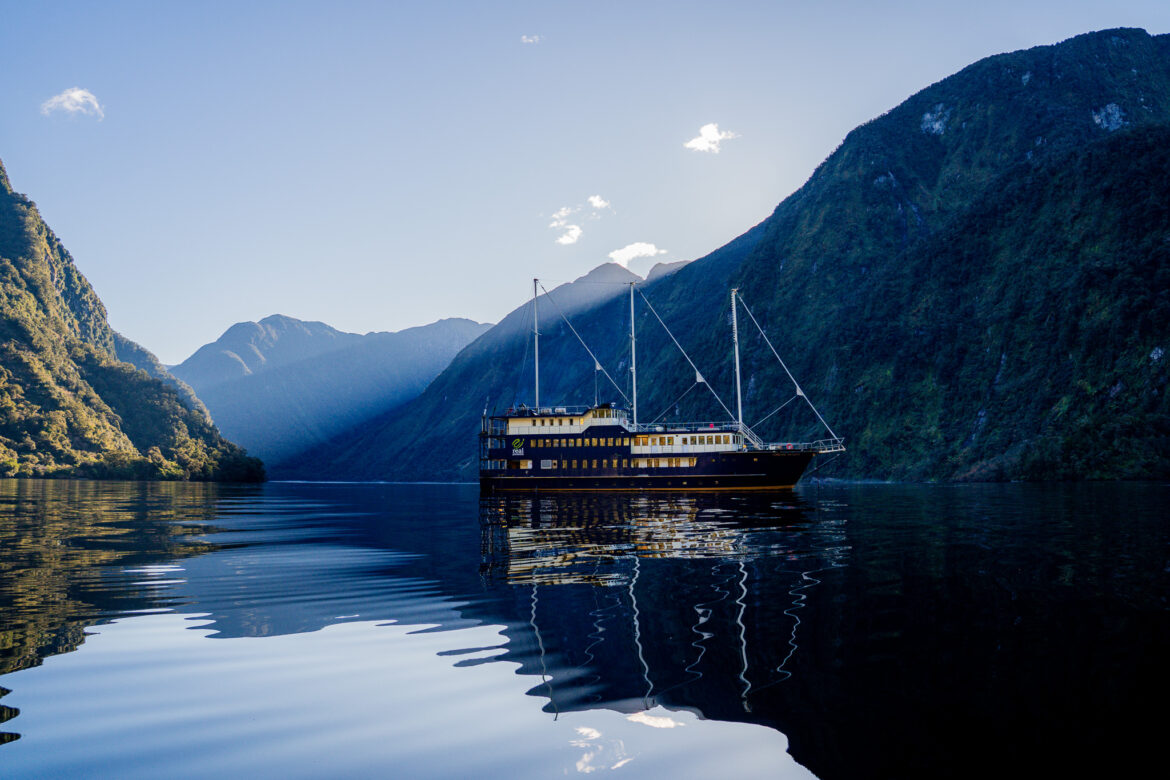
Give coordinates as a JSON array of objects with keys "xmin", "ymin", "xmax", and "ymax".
[{"xmin": 0, "ymin": 481, "xmax": 1165, "ymax": 778}]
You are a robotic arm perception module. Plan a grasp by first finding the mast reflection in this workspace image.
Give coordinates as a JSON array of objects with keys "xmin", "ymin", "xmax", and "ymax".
[{"xmin": 479, "ymin": 492, "xmax": 846, "ymax": 721}]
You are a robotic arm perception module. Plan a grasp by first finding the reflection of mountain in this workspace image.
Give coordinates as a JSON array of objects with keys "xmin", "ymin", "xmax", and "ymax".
[{"xmin": 0, "ymin": 480, "xmax": 227, "ymax": 678}]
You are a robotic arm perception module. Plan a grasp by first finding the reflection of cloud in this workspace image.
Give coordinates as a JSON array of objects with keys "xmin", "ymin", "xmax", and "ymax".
[
  {"xmin": 41, "ymin": 87, "xmax": 105, "ymax": 119},
  {"xmin": 570, "ymin": 725, "xmax": 632, "ymax": 772},
  {"xmin": 627, "ymin": 711, "xmax": 684, "ymax": 729},
  {"xmin": 521, "ymin": 34, "xmax": 542, "ymax": 44},
  {"xmin": 683, "ymin": 123, "xmax": 738, "ymax": 153},
  {"xmin": 608, "ymin": 242, "xmax": 666, "ymax": 268}
]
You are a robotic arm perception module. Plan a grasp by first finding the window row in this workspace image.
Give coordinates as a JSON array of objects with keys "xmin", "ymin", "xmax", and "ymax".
[
  {"xmin": 633, "ymin": 434, "xmax": 734, "ymax": 447},
  {"xmin": 528, "ymin": 437, "xmax": 630, "ymax": 448}
]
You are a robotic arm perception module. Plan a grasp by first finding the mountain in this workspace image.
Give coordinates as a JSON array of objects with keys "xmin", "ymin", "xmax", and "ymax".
[
  {"xmin": 174, "ymin": 315, "xmax": 490, "ymax": 466},
  {"xmin": 646, "ymin": 260, "xmax": 691, "ymax": 281},
  {"xmin": 171, "ymin": 315, "xmax": 365, "ymax": 391},
  {"xmin": 275, "ymin": 262, "xmax": 643, "ymax": 479},
  {"xmin": 0, "ymin": 159, "xmax": 264, "ymax": 480},
  {"xmin": 283, "ymin": 27, "xmax": 1170, "ymax": 483}
]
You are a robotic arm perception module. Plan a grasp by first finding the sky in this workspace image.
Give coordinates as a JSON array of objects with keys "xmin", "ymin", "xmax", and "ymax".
[{"xmin": 2, "ymin": 1, "xmax": 1168, "ymax": 363}]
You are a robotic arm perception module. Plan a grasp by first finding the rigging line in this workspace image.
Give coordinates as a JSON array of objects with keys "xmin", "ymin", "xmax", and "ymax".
[
  {"xmin": 636, "ymin": 289, "xmax": 737, "ymax": 423},
  {"xmin": 537, "ymin": 281, "xmax": 632, "ymax": 407},
  {"xmin": 809, "ymin": 452, "xmax": 844, "ymax": 473},
  {"xmin": 751, "ymin": 395, "xmax": 799, "ymax": 430},
  {"xmin": 648, "ymin": 382, "xmax": 699, "ymax": 426},
  {"xmin": 736, "ymin": 294, "xmax": 840, "ymax": 441},
  {"xmin": 530, "ymin": 277, "xmax": 637, "ymax": 287}
]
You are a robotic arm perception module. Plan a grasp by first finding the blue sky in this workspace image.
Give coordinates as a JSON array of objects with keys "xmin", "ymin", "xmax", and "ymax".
[{"xmin": 2, "ymin": 1, "xmax": 1168, "ymax": 363}]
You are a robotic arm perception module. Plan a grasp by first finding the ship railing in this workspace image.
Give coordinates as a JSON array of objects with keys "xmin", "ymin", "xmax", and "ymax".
[
  {"xmin": 500, "ymin": 404, "xmax": 626, "ymax": 418},
  {"xmin": 763, "ymin": 438, "xmax": 846, "ymax": 454},
  {"xmin": 737, "ymin": 422, "xmax": 766, "ymax": 450},
  {"xmin": 631, "ymin": 421, "xmax": 742, "ymax": 434}
]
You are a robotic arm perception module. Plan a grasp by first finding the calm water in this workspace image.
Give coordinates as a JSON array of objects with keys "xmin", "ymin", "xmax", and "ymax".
[{"xmin": 0, "ymin": 479, "xmax": 1166, "ymax": 778}]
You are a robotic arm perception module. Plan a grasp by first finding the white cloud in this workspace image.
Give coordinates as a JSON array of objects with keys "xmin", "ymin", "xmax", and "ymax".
[
  {"xmin": 547, "ymin": 195, "xmax": 611, "ymax": 245},
  {"xmin": 549, "ymin": 206, "xmax": 574, "ymax": 228},
  {"xmin": 555, "ymin": 225, "xmax": 583, "ymax": 245},
  {"xmin": 683, "ymin": 123, "xmax": 738, "ymax": 153},
  {"xmin": 521, "ymin": 34, "xmax": 541, "ymax": 44},
  {"xmin": 41, "ymin": 87, "xmax": 104, "ymax": 119},
  {"xmin": 608, "ymin": 242, "xmax": 666, "ymax": 268}
]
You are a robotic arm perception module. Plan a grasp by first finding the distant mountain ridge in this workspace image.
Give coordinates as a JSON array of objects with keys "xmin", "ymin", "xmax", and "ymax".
[
  {"xmin": 171, "ymin": 314, "xmax": 367, "ymax": 390},
  {"xmin": 281, "ymin": 27, "xmax": 1170, "ymax": 482},
  {"xmin": 0, "ymin": 158, "xmax": 263, "ymax": 480},
  {"xmin": 174, "ymin": 315, "xmax": 490, "ymax": 466},
  {"xmin": 274, "ymin": 262, "xmax": 643, "ymax": 478}
]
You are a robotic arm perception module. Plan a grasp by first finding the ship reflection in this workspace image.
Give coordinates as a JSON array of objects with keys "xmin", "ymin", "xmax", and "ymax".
[{"xmin": 478, "ymin": 492, "xmax": 847, "ymax": 723}]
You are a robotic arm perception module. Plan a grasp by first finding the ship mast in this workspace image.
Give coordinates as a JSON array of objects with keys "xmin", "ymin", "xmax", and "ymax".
[
  {"xmin": 731, "ymin": 288, "xmax": 743, "ymax": 430},
  {"xmin": 629, "ymin": 281, "xmax": 638, "ymax": 428},
  {"xmin": 533, "ymin": 278, "xmax": 540, "ymax": 410}
]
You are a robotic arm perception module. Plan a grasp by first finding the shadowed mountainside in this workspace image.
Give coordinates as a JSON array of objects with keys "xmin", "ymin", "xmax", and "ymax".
[
  {"xmin": 173, "ymin": 315, "xmax": 490, "ymax": 466},
  {"xmin": 282, "ymin": 28, "xmax": 1169, "ymax": 483}
]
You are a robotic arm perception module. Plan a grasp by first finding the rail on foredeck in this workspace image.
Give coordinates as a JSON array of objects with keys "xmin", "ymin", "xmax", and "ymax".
[{"xmin": 763, "ymin": 438, "xmax": 846, "ymax": 454}]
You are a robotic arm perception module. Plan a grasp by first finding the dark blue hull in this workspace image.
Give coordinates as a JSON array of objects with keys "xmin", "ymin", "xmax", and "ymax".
[{"xmin": 480, "ymin": 449, "xmax": 814, "ymax": 493}]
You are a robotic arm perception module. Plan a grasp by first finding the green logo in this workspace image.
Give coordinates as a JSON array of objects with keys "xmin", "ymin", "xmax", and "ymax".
[{"xmin": 511, "ymin": 438, "xmax": 523, "ymax": 449}]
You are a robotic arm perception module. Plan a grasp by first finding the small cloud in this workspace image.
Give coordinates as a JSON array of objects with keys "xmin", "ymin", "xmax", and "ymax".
[
  {"xmin": 549, "ymin": 206, "xmax": 574, "ymax": 228},
  {"xmin": 608, "ymin": 242, "xmax": 666, "ymax": 268},
  {"xmin": 521, "ymin": 34, "xmax": 542, "ymax": 44},
  {"xmin": 556, "ymin": 225, "xmax": 583, "ymax": 245},
  {"xmin": 683, "ymin": 123, "xmax": 738, "ymax": 153},
  {"xmin": 41, "ymin": 87, "xmax": 104, "ymax": 120},
  {"xmin": 548, "ymin": 195, "xmax": 611, "ymax": 245}
]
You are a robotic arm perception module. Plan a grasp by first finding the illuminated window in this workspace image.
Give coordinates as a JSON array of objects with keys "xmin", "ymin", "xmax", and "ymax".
[
  {"xmin": 571, "ymin": 460, "xmax": 578, "ymax": 469},
  {"xmin": 621, "ymin": 459, "xmax": 628, "ymax": 468},
  {"xmin": 606, "ymin": 437, "xmax": 614, "ymax": 447},
  {"xmin": 602, "ymin": 460, "xmax": 608, "ymax": 468},
  {"xmin": 592, "ymin": 460, "xmax": 598, "ymax": 469}
]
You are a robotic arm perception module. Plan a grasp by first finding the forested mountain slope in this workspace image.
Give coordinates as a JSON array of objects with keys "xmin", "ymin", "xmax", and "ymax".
[
  {"xmin": 0, "ymin": 159, "xmax": 263, "ymax": 480},
  {"xmin": 288, "ymin": 28, "xmax": 1170, "ymax": 482}
]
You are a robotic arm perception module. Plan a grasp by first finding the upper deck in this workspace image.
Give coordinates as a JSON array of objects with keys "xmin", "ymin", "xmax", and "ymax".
[{"xmin": 482, "ymin": 403, "xmax": 844, "ymax": 456}]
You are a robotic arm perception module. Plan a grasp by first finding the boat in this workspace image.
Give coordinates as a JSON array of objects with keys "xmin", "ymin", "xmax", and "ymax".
[{"xmin": 479, "ymin": 280, "xmax": 843, "ymax": 492}]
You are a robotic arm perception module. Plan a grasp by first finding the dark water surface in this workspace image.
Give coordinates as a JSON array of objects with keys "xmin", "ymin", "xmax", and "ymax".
[{"xmin": 0, "ymin": 479, "xmax": 1166, "ymax": 778}]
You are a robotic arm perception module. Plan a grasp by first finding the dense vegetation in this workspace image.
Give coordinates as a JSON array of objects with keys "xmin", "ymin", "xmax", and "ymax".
[
  {"xmin": 0, "ymin": 160, "xmax": 264, "ymax": 481},
  {"xmin": 291, "ymin": 28, "xmax": 1170, "ymax": 482}
]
